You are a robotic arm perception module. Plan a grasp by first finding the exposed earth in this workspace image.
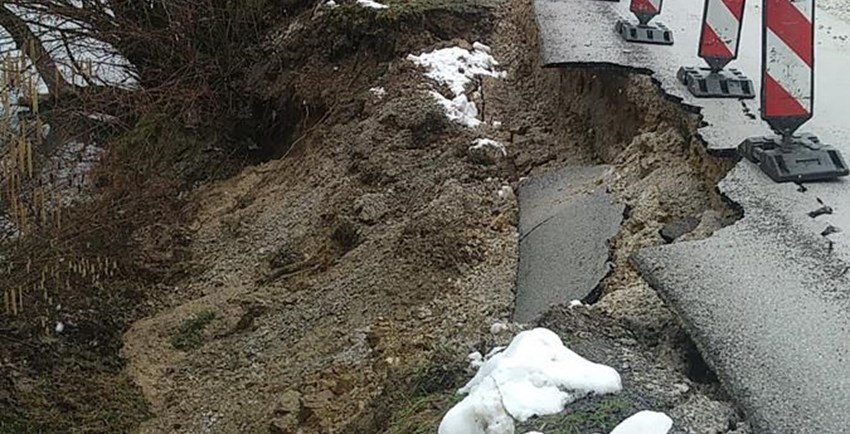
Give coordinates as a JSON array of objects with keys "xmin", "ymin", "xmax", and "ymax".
[{"xmin": 2, "ymin": 0, "xmax": 756, "ymax": 432}]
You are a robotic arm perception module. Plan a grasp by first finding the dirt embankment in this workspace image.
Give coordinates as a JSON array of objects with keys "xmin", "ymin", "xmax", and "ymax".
[
  {"xmin": 112, "ymin": 0, "xmax": 751, "ymax": 433},
  {"xmin": 121, "ymin": 1, "xmax": 529, "ymax": 432}
]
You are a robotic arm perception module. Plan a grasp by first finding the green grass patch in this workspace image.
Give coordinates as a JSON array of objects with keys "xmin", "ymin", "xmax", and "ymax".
[
  {"xmin": 170, "ymin": 310, "xmax": 217, "ymax": 351},
  {"xmin": 517, "ymin": 396, "xmax": 632, "ymax": 434},
  {"xmin": 385, "ymin": 391, "xmax": 464, "ymax": 434}
]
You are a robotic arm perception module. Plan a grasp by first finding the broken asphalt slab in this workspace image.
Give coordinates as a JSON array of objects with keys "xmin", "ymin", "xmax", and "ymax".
[
  {"xmin": 513, "ymin": 165, "xmax": 624, "ymax": 323},
  {"xmin": 533, "ymin": 0, "xmax": 850, "ymax": 432},
  {"xmin": 633, "ymin": 163, "xmax": 850, "ymax": 434}
]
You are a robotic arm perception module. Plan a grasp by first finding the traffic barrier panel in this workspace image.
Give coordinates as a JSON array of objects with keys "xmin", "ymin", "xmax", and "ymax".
[
  {"xmin": 738, "ymin": 0, "xmax": 848, "ymax": 182},
  {"xmin": 678, "ymin": 0, "xmax": 754, "ymax": 99}
]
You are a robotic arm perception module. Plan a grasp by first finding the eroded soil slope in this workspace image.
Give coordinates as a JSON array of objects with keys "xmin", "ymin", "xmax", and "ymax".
[
  {"xmin": 119, "ymin": 0, "xmax": 748, "ymax": 433},
  {"xmin": 122, "ymin": 1, "xmax": 549, "ymax": 432}
]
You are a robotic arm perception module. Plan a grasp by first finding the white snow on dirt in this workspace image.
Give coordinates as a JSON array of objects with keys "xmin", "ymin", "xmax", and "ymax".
[
  {"xmin": 609, "ymin": 411, "xmax": 673, "ymax": 434},
  {"xmin": 357, "ymin": 0, "xmax": 389, "ymax": 9},
  {"xmin": 369, "ymin": 86, "xmax": 386, "ymax": 98},
  {"xmin": 430, "ymin": 91, "xmax": 481, "ymax": 127},
  {"xmin": 408, "ymin": 43, "xmax": 505, "ymax": 127},
  {"xmin": 407, "ymin": 44, "xmax": 505, "ymax": 95},
  {"xmin": 470, "ymin": 138, "xmax": 506, "ymax": 156},
  {"xmin": 497, "ymin": 185, "xmax": 514, "ymax": 200},
  {"xmin": 439, "ymin": 328, "xmax": 622, "ymax": 434}
]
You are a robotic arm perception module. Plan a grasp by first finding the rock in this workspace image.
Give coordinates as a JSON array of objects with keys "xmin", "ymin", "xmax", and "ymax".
[
  {"xmin": 354, "ymin": 193, "xmax": 388, "ymax": 223},
  {"xmin": 468, "ymin": 139, "xmax": 506, "ymax": 165},
  {"xmin": 268, "ymin": 390, "xmax": 306, "ymax": 434},
  {"xmin": 659, "ymin": 217, "xmax": 700, "ymax": 243},
  {"xmin": 679, "ymin": 210, "xmax": 726, "ymax": 242},
  {"xmin": 497, "ymin": 185, "xmax": 515, "ymax": 201},
  {"xmin": 273, "ymin": 390, "xmax": 303, "ymax": 416}
]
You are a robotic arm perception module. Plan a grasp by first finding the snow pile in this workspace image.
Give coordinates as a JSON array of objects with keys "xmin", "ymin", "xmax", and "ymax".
[
  {"xmin": 357, "ymin": 0, "xmax": 388, "ymax": 9},
  {"xmin": 407, "ymin": 44, "xmax": 505, "ymax": 95},
  {"xmin": 609, "ymin": 411, "xmax": 673, "ymax": 434},
  {"xmin": 439, "ymin": 328, "xmax": 622, "ymax": 434},
  {"xmin": 408, "ymin": 43, "xmax": 505, "ymax": 127}
]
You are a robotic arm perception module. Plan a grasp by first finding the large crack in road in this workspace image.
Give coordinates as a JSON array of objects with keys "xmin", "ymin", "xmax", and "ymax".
[
  {"xmin": 503, "ymin": 0, "xmax": 755, "ymax": 430},
  {"xmin": 525, "ymin": 0, "xmax": 850, "ymax": 432}
]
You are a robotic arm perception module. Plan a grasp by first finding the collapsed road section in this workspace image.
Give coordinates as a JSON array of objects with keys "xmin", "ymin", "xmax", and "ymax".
[
  {"xmin": 533, "ymin": 0, "xmax": 850, "ymax": 433},
  {"xmin": 513, "ymin": 165, "xmax": 623, "ymax": 323}
]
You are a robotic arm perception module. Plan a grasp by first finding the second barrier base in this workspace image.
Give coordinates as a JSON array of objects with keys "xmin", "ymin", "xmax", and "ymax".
[
  {"xmin": 739, "ymin": 133, "xmax": 850, "ymax": 182},
  {"xmin": 615, "ymin": 20, "xmax": 674, "ymax": 45},
  {"xmin": 677, "ymin": 66, "xmax": 755, "ymax": 99}
]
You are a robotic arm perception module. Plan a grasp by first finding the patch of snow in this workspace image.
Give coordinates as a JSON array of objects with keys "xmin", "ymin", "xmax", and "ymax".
[
  {"xmin": 357, "ymin": 0, "xmax": 389, "ymax": 9},
  {"xmin": 473, "ymin": 42, "xmax": 493, "ymax": 53},
  {"xmin": 470, "ymin": 138, "xmax": 506, "ymax": 155},
  {"xmin": 369, "ymin": 86, "xmax": 386, "ymax": 99},
  {"xmin": 325, "ymin": 0, "xmax": 338, "ymax": 7},
  {"xmin": 408, "ymin": 45, "xmax": 505, "ymax": 97},
  {"xmin": 441, "ymin": 377, "xmax": 516, "ymax": 434},
  {"xmin": 468, "ymin": 351, "xmax": 485, "ymax": 368},
  {"xmin": 429, "ymin": 91, "xmax": 481, "ymax": 128},
  {"xmin": 569, "ymin": 300, "xmax": 584, "ymax": 308},
  {"xmin": 55, "ymin": 322, "xmax": 64, "ymax": 333},
  {"xmin": 492, "ymin": 120, "xmax": 503, "ymax": 129},
  {"xmin": 439, "ymin": 328, "xmax": 622, "ymax": 434},
  {"xmin": 409, "ymin": 43, "xmax": 506, "ymax": 128},
  {"xmin": 609, "ymin": 411, "xmax": 673, "ymax": 434},
  {"xmin": 86, "ymin": 112, "xmax": 119, "ymax": 122}
]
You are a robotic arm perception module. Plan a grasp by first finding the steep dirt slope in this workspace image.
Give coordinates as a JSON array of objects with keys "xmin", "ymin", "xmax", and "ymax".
[{"xmin": 118, "ymin": 0, "xmax": 749, "ymax": 432}]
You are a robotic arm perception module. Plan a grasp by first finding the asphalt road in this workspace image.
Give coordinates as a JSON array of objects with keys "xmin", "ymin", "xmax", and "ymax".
[
  {"xmin": 514, "ymin": 165, "xmax": 623, "ymax": 323},
  {"xmin": 532, "ymin": 0, "xmax": 850, "ymax": 432}
]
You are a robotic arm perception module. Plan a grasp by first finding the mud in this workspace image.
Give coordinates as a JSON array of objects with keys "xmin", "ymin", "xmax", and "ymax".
[{"xmin": 117, "ymin": 0, "xmax": 751, "ymax": 432}]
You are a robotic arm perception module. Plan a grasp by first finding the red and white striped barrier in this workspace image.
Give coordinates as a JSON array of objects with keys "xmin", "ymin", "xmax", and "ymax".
[
  {"xmin": 630, "ymin": 0, "xmax": 662, "ymax": 25},
  {"xmin": 761, "ymin": 0, "xmax": 814, "ymax": 135},
  {"xmin": 699, "ymin": 0, "xmax": 745, "ymax": 71}
]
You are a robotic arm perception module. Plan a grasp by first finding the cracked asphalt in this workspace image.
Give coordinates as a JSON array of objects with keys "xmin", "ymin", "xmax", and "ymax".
[{"xmin": 532, "ymin": 0, "xmax": 850, "ymax": 432}]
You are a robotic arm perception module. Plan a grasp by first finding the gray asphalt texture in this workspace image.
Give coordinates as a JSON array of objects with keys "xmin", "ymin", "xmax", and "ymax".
[
  {"xmin": 513, "ymin": 165, "xmax": 623, "ymax": 323},
  {"xmin": 532, "ymin": 0, "xmax": 850, "ymax": 432},
  {"xmin": 633, "ymin": 163, "xmax": 850, "ymax": 434}
]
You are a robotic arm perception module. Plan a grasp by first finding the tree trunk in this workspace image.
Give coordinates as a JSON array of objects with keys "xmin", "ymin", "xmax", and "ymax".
[{"xmin": 0, "ymin": 4, "xmax": 72, "ymax": 97}]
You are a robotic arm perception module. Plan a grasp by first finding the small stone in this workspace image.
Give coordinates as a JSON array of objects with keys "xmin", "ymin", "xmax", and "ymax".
[
  {"xmin": 822, "ymin": 225, "xmax": 842, "ymax": 237},
  {"xmin": 497, "ymin": 185, "xmax": 515, "ymax": 201},
  {"xmin": 354, "ymin": 193, "xmax": 388, "ymax": 224},
  {"xmin": 659, "ymin": 217, "xmax": 700, "ymax": 243},
  {"xmin": 269, "ymin": 390, "xmax": 310, "ymax": 434},
  {"xmin": 490, "ymin": 322, "xmax": 509, "ymax": 334},
  {"xmin": 679, "ymin": 210, "xmax": 726, "ymax": 242},
  {"xmin": 273, "ymin": 390, "xmax": 303, "ymax": 417}
]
